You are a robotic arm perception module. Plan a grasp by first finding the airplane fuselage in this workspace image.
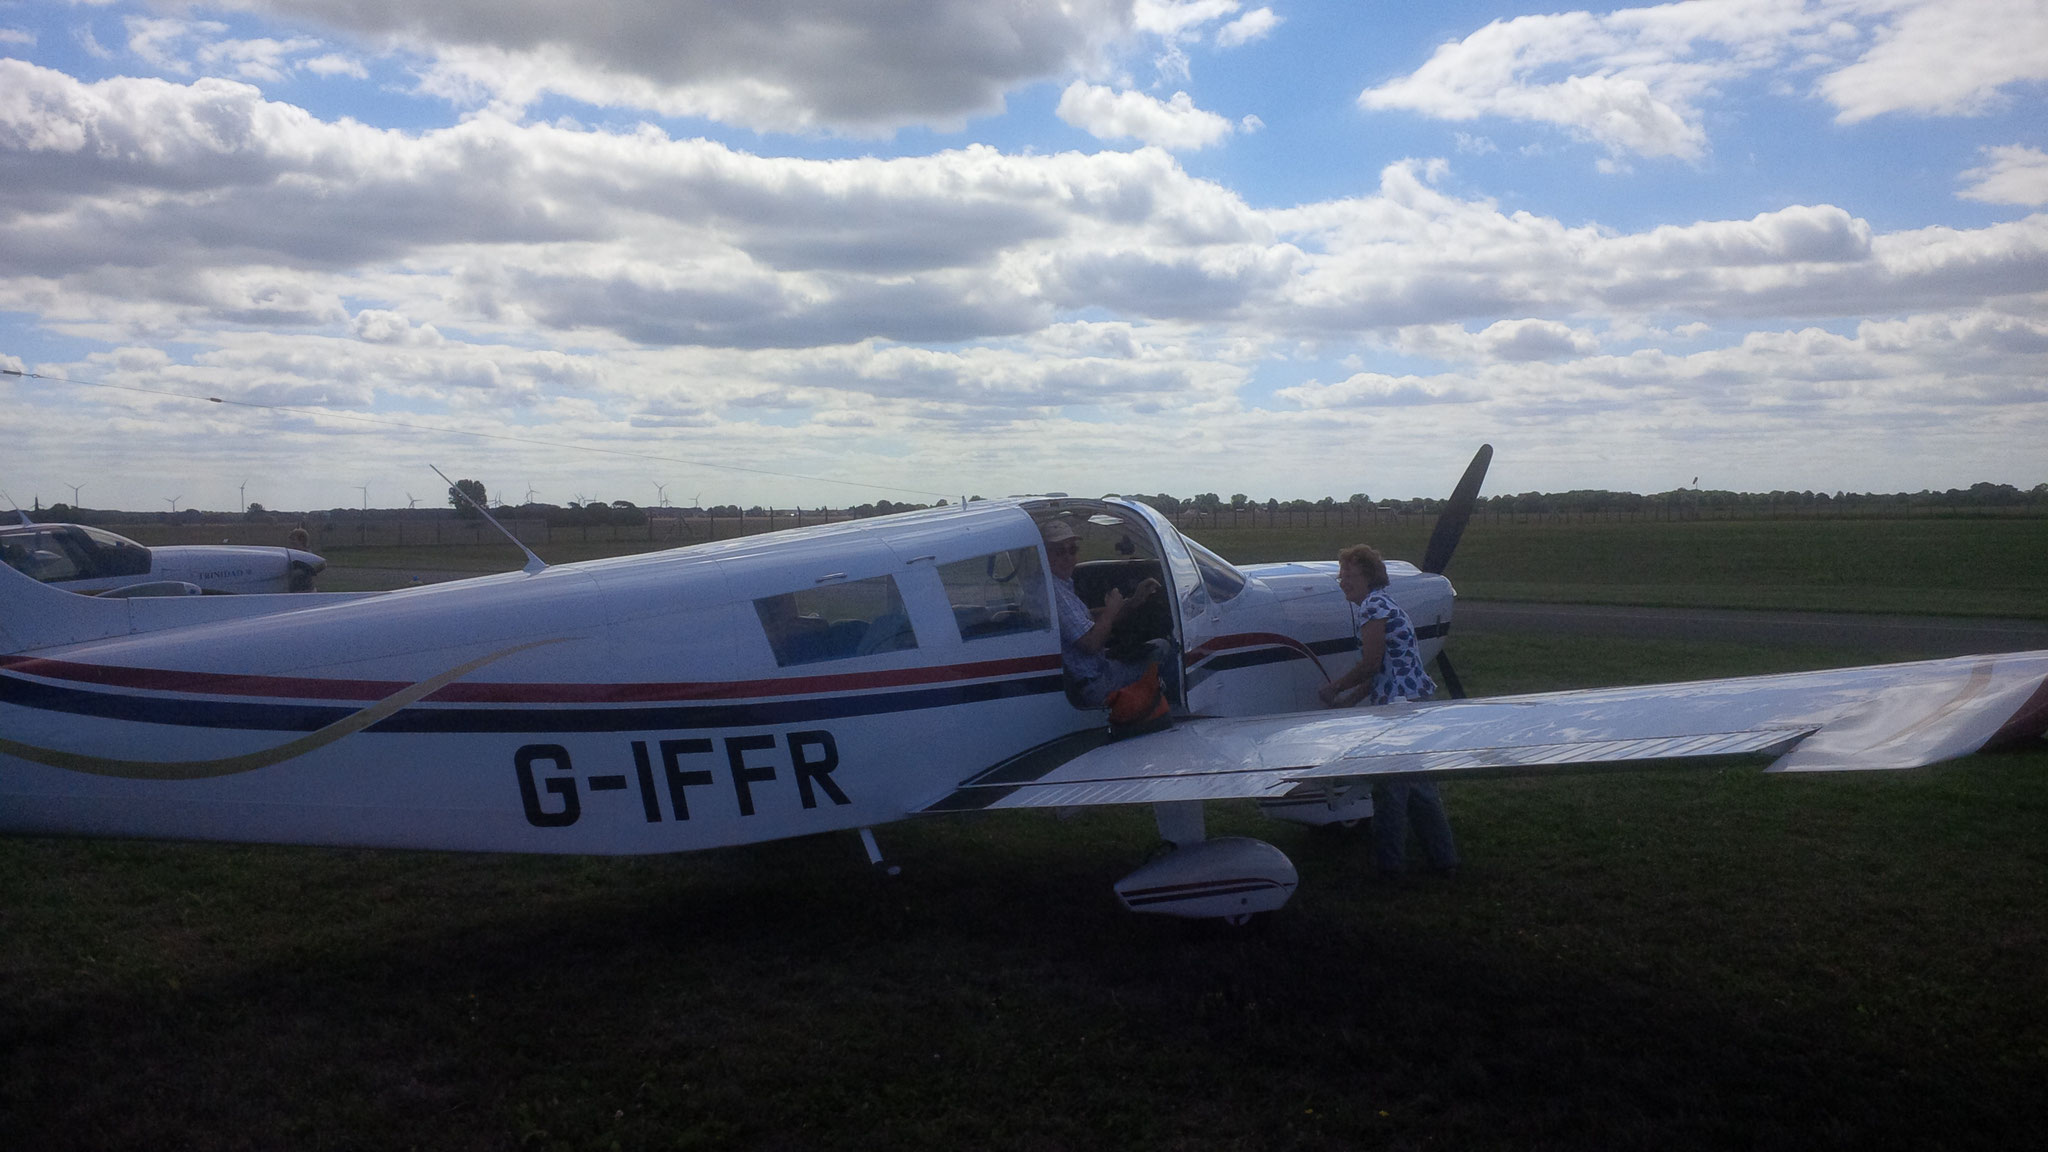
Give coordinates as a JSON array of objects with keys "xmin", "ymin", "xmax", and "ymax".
[{"xmin": 0, "ymin": 498, "xmax": 1450, "ymax": 854}]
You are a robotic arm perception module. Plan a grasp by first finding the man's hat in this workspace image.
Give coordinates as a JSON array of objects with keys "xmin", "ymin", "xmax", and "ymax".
[{"xmin": 1038, "ymin": 518, "xmax": 1079, "ymax": 545}]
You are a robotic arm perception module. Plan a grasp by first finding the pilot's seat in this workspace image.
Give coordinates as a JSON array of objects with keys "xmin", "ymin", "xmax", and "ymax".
[{"xmin": 1064, "ymin": 558, "xmax": 1181, "ymax": 729}]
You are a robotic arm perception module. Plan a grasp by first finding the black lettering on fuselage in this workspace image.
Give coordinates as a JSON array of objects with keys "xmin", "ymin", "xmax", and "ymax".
[
  {"xmin": 630, "ymin": 741, "xmax": 663, "ymax": 822},
  {"xmin": 787, "ymin": 730, "xmax": 850, "ymax": 809},
  {"xmin": 658, "ymin": 738, "xmax": 715, "ymax": 820},
  {"xmin": 724, "ymin": 734, "xmax": 778, "ymax": 817},
  {"xmin": 517, "ymin": 729, "xmax": 852, "ymax": 827},
  {"xmin": 515, "ymin": 744, "xmax": 580, "ymax": 827}
]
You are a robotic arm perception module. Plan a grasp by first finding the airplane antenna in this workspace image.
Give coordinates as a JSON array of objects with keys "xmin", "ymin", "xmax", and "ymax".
[
  {"xmin": 432, "ymin": 465, "xmax": 546, "ymax": 574},
  {"xmin": 0, "ymin": 492, "xmax": 29, "ymax": 524}
]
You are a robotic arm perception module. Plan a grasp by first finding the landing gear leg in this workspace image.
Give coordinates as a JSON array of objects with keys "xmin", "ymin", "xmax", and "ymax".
[
  {"xmin": 857, "ymin": 827, "xmax": 900, "ymax": 877},
  {"xmin": 1153, "ymin": 800, "xmax": 1206, "ymax": 847}
]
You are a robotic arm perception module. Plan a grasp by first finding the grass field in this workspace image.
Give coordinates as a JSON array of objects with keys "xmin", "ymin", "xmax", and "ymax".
[
  {"xmin": 1196, "ymin": 516, "xmax": 2048, "ymax": 618},
  {"xmin": 307, "ymin": 515, "xmax": 2048, "ymax": 618},
  {"xmin": 4, "ymin": 627, "xmax": 2044, "ymax": 1151}
]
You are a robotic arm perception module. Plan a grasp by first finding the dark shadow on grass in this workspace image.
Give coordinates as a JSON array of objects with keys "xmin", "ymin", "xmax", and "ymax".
[{"xmin": 7, "ymin": 793, "xmax": 2044, "ymax": 1152}]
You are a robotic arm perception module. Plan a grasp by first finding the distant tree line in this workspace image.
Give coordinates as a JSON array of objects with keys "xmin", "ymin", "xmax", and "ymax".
[
  {"xmin": 1123, "ymin": 482, "xmax": 2048, "ymax": 522},
  {"xmin": 28, "ymin": 480, "xmax": 2048, "ymax": 528}
]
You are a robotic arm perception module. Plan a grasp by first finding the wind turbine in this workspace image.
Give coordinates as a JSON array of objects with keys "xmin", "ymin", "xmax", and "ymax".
[
  {"xmin": 238, "ymin": 479, "xmax": 248, "ymax": 513},
  {"xmin": 654, "ymin": 482, "xmax": 668, "ymax": 508},
  {"xmin": 406, "ymin": 492, "xmax": 419, "ymax": 509},
  {"xmin": 66, "ymin": 483, "xmax": 83, "ymax": 508},
  {"xmin": 164, "ymin": 495, "xmax": 181, "ymax": 514}
]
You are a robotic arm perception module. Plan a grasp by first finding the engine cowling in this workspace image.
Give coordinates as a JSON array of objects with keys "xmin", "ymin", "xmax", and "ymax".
[{"xmin": 1114, "ymin": 836, "xmax": 1298, "ymax": 921}]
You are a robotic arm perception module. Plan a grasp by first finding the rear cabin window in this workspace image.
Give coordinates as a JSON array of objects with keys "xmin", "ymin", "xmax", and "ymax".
[
  {"xmin": 754, "ymin": 575, "xmax": 917, "ymax": 667},
  {"xmin": 938, "ymin": 547, "xmax": 1051, "ymax": 642}
]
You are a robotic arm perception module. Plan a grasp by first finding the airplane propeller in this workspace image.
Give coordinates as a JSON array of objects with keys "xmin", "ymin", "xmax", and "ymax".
[
  {"xmin": 1420, "ymin": 444, "xmax": 1492, "ymax": 699},
  {"xmin": 1421, "ymin": 444, "xmax": 1492, "ymax": 577}
]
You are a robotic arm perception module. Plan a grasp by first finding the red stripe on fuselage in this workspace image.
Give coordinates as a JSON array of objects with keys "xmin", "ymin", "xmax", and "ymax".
[{"xmin": 1186, "ymin": 632, "xmax": 1333, "ymax": 677}]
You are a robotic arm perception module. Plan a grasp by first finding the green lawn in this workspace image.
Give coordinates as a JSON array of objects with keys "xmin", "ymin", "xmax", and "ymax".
[
  {"xmin": 1195, "ymin": 516, "xmax": 2048, "ymax": 618},
  {"xmin": 309, "ymin": 515, "xmax": 2048, "ymax": 616},
  {"xmin": 4, "ymin": 628, "xmax": 2044, "ymax": 1151}
]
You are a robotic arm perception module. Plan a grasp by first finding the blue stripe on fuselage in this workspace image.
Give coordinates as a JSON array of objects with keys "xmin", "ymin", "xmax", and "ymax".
[{"xmin": 0, "ymin": 672, "xmax": 1068, "ymax": 734}]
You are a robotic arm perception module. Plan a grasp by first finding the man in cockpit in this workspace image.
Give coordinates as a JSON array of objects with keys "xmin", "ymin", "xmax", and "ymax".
[{"xmin": 1040, "ymin": 518, "xmax": 1163, "ymax": 708}]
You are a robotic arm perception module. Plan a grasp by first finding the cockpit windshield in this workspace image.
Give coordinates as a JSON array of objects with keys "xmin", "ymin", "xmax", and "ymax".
[{"xmin": 1183, "ymin": 536, "xmax": 1247, "ymax": 604}]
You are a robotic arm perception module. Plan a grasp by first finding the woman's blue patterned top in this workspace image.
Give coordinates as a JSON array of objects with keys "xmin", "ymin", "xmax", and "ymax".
[{"xmin": 1356, "ymin": 587, "xmax": 1437, "ymax": 704}]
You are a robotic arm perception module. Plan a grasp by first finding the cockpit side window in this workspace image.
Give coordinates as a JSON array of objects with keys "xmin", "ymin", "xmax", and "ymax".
[
  {"xmin": 1185, "ymin": 537, "xmax": 1247, "ymax": 604},
  {"xmin": 754, "ymin": 575, "xmax": 917, "ymax": 667},
  {"xmin": 77, "ymin": 526, "xmax": 152, "ymax": 577},
  {"xmin": 938, "ymin": 547, "xmax": 1051, "ymax": 642}
]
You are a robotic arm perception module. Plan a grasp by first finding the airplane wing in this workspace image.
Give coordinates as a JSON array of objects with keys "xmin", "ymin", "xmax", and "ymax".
[{"xmin": 924, "ymin": 651, "xmax": 2048, "ymax": 812}]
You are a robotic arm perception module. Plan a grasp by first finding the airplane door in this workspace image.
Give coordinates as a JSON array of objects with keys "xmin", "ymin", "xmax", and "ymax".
[{"xmin": 1109, "ymin": 500, "xmax": 1217, "ymax": 710}]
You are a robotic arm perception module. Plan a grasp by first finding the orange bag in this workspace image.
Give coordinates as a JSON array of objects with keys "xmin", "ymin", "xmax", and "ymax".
[{"xmin": 1104, "ymin": 664, "xmax": 1171, "ymax": 738}]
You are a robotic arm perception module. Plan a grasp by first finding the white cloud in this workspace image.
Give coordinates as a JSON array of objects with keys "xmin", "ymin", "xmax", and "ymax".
[
  {"xmin": 8, "ymin": 62, "xmax": 2042, "ymax": 361},
  {"xmin": 1056, "ymin": 81, "xmax": 1235, "ymax": 150},
  {"xmin": 221, "ymin": 0, "xmax": 1139, "ymax": 132},
  {"xmin": 0, "ymin": 28, "xmax": 36, "ymax": 47},
  {"xmin": 302, "ymin": 53, "xmax": 367, "ymax": 79},
  {"xmin": 1394, "ymin": 319, "xmax": 1601, "ymax": 363},
  {"xmin": 1359, "ymin": 1, "xmax": 2048, "ymax": 163},
  {"xmin": 1275, "ymin": 306, "xmax": 2048, "ymax": 489},
  {"xmin": 126, "ymin": 17, "xmax": 224, "ymax": 74},
  {"xmin": 1822, "ymin": 0, "xmax": 2048, "ymax": 122},
  {"xmin": 5, "ymin": 56, "xmax": 2046, "ymax": 507},
  {"xmin": 1217, "ymin": 6, "xmax": 1279, "ymax": 48},
  {"xmin": 1133, "ymin": 0, "xmax": 1241, "ymax": 39},
  {"xmin": 1961, "ymin": 145, "xmax": 2048, "ymax": 207},
  {"xmin": 1481, "ymin": 318, "xmax": 1601, "ymax": 361},
  {"xmin": 124, "ymin": 15, "xmax": 342, "ymax": 83},
  {"xmin": 197, "ymin": 35, "xmax": 327, "ymax": 83},
  {"xmin": 75, "ymin": 25, "xmax": 113, "ymax": 61},
  {"xmin": 351, "ymin": 309, "xmax": 444, "ymax": 346},
  {"xmin": 1358, "ymin": 5, "xmax": 1741, "ymax": 160}
]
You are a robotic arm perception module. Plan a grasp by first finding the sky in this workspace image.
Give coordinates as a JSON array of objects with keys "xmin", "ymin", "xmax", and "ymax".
[{"xmin": 2, "ymin": 0, "xmax": 2045, "ymax": 513}]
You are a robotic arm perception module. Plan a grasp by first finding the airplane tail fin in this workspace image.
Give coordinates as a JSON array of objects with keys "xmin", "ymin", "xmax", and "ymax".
[{"xmin": 0, "ymin": 559, "xmax": 133, "ymax": 654}]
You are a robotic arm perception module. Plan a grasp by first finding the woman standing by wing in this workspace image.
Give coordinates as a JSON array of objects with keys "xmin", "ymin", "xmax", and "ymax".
[{"xmin": 1318, "ymin": 544, "xmax": 1460, "ymax": 877}]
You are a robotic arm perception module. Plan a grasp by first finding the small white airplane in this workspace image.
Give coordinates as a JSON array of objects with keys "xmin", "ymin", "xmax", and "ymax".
[
  {"xmin": 2, "ymin": 449, "xmax": 2044, "ymax": 925},
  {"xmin": 1, "ymin": 518, "xmax": 326, "ymax": 596}
]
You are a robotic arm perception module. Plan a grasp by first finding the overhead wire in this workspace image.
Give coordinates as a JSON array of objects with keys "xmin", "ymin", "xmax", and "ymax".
[{"xmin": 2, "ymin": 364, "xmax": 953, "ymax": 499}]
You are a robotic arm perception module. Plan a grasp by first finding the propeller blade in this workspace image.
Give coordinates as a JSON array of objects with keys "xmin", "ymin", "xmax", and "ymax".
[
  {"xmin": 1420, "ymin": 443, "xmax": 1493, "ymax": 575},
  {"xmin": 1435, "ymin": 652, "xmax": 1468, "ymax": 700}
]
